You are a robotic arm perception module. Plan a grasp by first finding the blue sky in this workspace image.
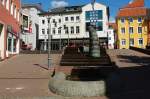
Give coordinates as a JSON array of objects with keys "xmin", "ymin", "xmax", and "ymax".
[{"xmin": 22, "ymin": 0, "xmax": 150, "ymax": 21}]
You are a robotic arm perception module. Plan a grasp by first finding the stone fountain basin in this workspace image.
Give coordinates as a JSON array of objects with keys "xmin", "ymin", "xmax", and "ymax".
[{"xmin": 49, "ymin": 72, "xmax": 106, "ymax": 97}]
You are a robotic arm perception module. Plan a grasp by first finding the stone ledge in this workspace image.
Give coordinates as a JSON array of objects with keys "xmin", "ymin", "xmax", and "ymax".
[{"xmin": 49, "ymin": 72, "xmax": 106, "ymax": 97}]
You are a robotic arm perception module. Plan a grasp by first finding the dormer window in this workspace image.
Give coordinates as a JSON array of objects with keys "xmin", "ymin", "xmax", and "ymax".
[
  {"xmin": 121, "ymin": 18, "xmax": 125, "ymax": 23},
  {"xmin": 138, "ymin": 17, "xmax": 142, "ymax": 23},
  {"xmin": 129, "ymin": 17, "xmax": 133, "ymax": 23}
]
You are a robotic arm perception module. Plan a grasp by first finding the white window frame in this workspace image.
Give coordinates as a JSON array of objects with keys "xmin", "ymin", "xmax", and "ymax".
[
  {"xmin": 71, "ymin": 17, "xmax": 74, "ymax": 22},
  {"xmin": 76, "ymin": 16, "xmax": 80, "ymax": 21},
  {"xmin": 138, "ymin": 38, "xmax": 143, "ymax": 45},
  {"xmin": 121, "ymin": 18, "xmax": 125, "ymax": 23},
  {"xmin": 71, "ymin": 26, "xmax": 74, "ymax": 34},
  {"xmin": 76, "ymin": 26, "xmax": 80, "ymax": 34},
  {"xmin": 129, "ymin": 17, "xmax": 133, "ymax": 23},
  {"xmin": 129, "ymin": 27, "xmax": 133, "ymax": 34},
  {"xmin": 2, "ymin": 0, "xmax": 5, "ymax": 5},
  {"xmin": 138, "ymin": 17, "xmax": 142, "ymax": 23},
  {"xmin": 42, "ymin": 29, "xmax": 45, "ymax": 34},
  {"xmin": 14, "ymin": 5, "xmax": 17, "ymax": 18},
  {"xmin": 17, "ymin": 10, "xmax": 20, "ymax": 21},
  {"xmin": 121, "ymin": 27, "xmax": 125, "ymax": 34},
  {"xmin": 121, "ymin": 39, "xmax": 126, "ymax": 46},
  {"xmin": 10, "ymin": 2, "xmax": 13, "ymax": 15},
  {"xmin": 6, "ymin": 0, "xmax": 9, "ymax": 10},
  {"xmin": 129, "ymin": 38, "xmax": 134, "ymax": 46},
  {"xmin": 138, "ymin": 26, "xmax": 142, "ymax": 34}
]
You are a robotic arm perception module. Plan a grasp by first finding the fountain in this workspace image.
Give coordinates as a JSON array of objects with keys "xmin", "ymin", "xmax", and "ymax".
[{"xmin": 49, "ymin": 0, "xmax": 116, "ymax": 97}]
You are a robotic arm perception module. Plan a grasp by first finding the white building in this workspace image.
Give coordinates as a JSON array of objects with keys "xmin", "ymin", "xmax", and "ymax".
[
  {"xmin": 38, "ymin": 2, "xmax": 109, "ymax": 50},
  {"xmin": 107, "ymin": 29, "xmax": 115, "ymax": 49},
  {"xmin": 21, "ymin": 4, "xmax": 43, "ymax": 50}
]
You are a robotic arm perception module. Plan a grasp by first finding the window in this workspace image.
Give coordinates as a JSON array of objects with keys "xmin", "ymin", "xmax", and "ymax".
[
  {"xmin": 59, "ymin": 19, "xmax": 61, "ymax": 23},
  {"xmin": 130, "ymin": 38, "xmax": 134, "ymax": 46},
  {"xmin": 138, "ymin": 27, "xmax": 142, "ymax": 33},
  {"xmin": 48, "ymin": 19, "xmax": 50, "ymax": 23},
  {"xmin": 65, "ymin": 17, "xmax": 68, "ymax": 21},
  {"xmin": 2, "ymin": 0, "xmax": 5, "ymax": 5},
  {"xmin": 14, "ymin": 5, "xmax": 17, "ymax": 18},
  {"xmin": 129, "ymin": 17, "xmax": 133, "ymax": 23},
  {"xmin": 121, "ymin": 27, "xmax": 125, "ymax": 34},
  {"xmin": 42, "ymin": 29, "xmax": 45, "ymax": 34},
  {"xmin": 71, "ymin": 17, "xmax": 74, "ymax": 21},
  {"xmin": 6, "ymin": 0, "xmax": 9, "ymax": 10},
  {"xmin": 7, "ymin": 37, "xmax": 12, "ymax": 51},
  {"xmin": 53, "ymin": 19, "xmax": 55, "ymax": 23},
  {"xmin": 54, "ymin": 23, "xmax": 57, "ymax": 27},
  {"xmin": 47, "ymin": 29, "xmax": 49, "ymax": 34},
  {"xmin": 76, "ymin": 16, "xmax": 80, "ymax": 21},
  {"xmin": 76, "ymin": 26, "xmax": 80, "ymax": 33},
  {"xmin": 17, "ymin": 10, "xmax": 20, "ymax": 21},
  {"xmin": 42, "ymin": 20, "xmax": 45, "ymax": 24},
  {"xmin": 71, "ymin": 27, "xmax": 74, "ymax": 34},
  {"xmin": 121, "ymin": 39, "xmax": 126, "ymax": 45},
  {"xmin": 10, "ymin": 2, "xmax": 13, "ymax": 15},
  {"xmin": 65, "ymin": 27, "xmax": 69, "ymax": 34},
  {"xmin": 138, "ymin": 17, "xmax": 142, "ymax": 23},
  {"xmin": 52, "ymin": 28, "xmax": 55, "ymax": 34},
  {"xmin": 121, "ymin": 18, "xmax": 125, "ymax": 23},
  {"xmin": 129, "ymin": 27, "xmax": 133, "ymax": 34},
  {"xmin": 138, "ymin": 38, "xmax": 143, "ymax": 45},
  {"xmin": 58, "ymin": 29, "xmax": 61, "ymax": 34}
]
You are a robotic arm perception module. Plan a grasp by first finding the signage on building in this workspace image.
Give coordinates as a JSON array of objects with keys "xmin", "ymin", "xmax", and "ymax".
[{"xmin": 0, "ymin": 23, "xmax": 3, "ymax": 33}]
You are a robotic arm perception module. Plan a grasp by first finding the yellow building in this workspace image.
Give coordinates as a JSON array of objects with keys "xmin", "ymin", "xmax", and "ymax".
[{"xmin": 116, "ymin": 0, "xmax": 149, "ymax": 49}]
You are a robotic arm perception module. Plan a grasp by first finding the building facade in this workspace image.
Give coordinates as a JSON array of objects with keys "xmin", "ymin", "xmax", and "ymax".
[
  {"xmin": 116, "ymin": 0, "xmax": 149, "ymax": 49},
  {"xmin": 0, "ymin": 0, "xmax": 20, "ymax": 59},
  {"xmin": 21, "ymin": 4, "xmax": 43, "ymax": 50},
  {"xmin": 38, "ymin": 2, "xmax": 109, "ymax": 50}
]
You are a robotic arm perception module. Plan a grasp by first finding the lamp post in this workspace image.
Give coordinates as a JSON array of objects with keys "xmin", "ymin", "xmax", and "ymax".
[
  {"xmin": 59, "ymin": 27, "xmax": 62, "ymax": 50},
  {"xmin": 47, "ymin": 16, "xmax": 51, "ymax": 68}
]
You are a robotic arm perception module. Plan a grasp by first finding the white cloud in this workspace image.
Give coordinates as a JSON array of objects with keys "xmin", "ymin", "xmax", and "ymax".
[{"xmin": 51, "ymin": 0, "xmax": 68, "ymax": 8}]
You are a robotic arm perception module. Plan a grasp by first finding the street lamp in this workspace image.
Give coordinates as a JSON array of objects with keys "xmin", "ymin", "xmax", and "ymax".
[
  {"xmin": 47, "ymin": 16, "xmax": 52, "ymax": 68},
  {"xmin": 58, "ymin": 26, "xmax": 62, "ymax": 50}
]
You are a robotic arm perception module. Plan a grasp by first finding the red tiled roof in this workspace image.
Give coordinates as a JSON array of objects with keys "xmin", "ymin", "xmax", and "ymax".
[
  {"xmin": 108, "ymin": 23, "xmax": 117, "ymax": 30},
  {"xmin": 123, "ymin": 0, "xmax": 144, "ymax": 8},
  {"xmin": 117, "ymin": 8, "xmax": 147, "ymax": 17},
  {"xmin": 117, "ymin": 0, "xmax": 147, "ymax": 17}
]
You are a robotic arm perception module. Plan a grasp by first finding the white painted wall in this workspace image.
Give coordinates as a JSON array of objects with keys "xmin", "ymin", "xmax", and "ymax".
[
  {"xmin": 39, "ymin": 2, "xmax": 109, "ymax": 40},
  {"xmin": 0, "ymin": 26, "xmax": 5, "ymax": 59},
  {"xmin": 82, "ymin": 3, "xmax": 108, "ymax": 38},
  {"xmin": 107, "ymin": 29, "xmax": 115, "ymax": 49},
  {"xmin": 21, "ymin": 7, "xmax": 40, "ymax": 50}
]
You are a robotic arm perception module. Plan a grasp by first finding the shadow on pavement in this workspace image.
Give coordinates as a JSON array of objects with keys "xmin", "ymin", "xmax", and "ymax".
[
  {"xmin": 117, "ymin": 55, "xmax": 150, "ymax": 66},
  {"xmin": 106, "ymin": 66, "xmax": 150, "ymax": 99}
]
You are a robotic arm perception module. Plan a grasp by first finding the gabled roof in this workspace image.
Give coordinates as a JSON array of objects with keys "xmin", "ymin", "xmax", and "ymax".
[
  {"xmin": 117, "ymin": 0, "xmax": 147, "ymax": 18},
  {"xmin": 22, "ymin": 3, "xmax": 44, "ymax": 12},
  {"xmin": 39, "ymin": 5, "xmax": 83, "ymax": 15},
  {"xmin": 123, "ymin": 0, "xmax": 144, "ymax": 8}
]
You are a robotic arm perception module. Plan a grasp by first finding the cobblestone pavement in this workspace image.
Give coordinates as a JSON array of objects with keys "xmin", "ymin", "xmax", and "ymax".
[
  {"xmin": 107, "ymin": 49, "xmax": 150, "ymax": 68},
  {"xmin": 0, "ymin": 54, "xmax": 107, "ymax": 99},
  {"xmin": 0, "ymin": 54, "xmax": 61, "ymax": 96}
]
